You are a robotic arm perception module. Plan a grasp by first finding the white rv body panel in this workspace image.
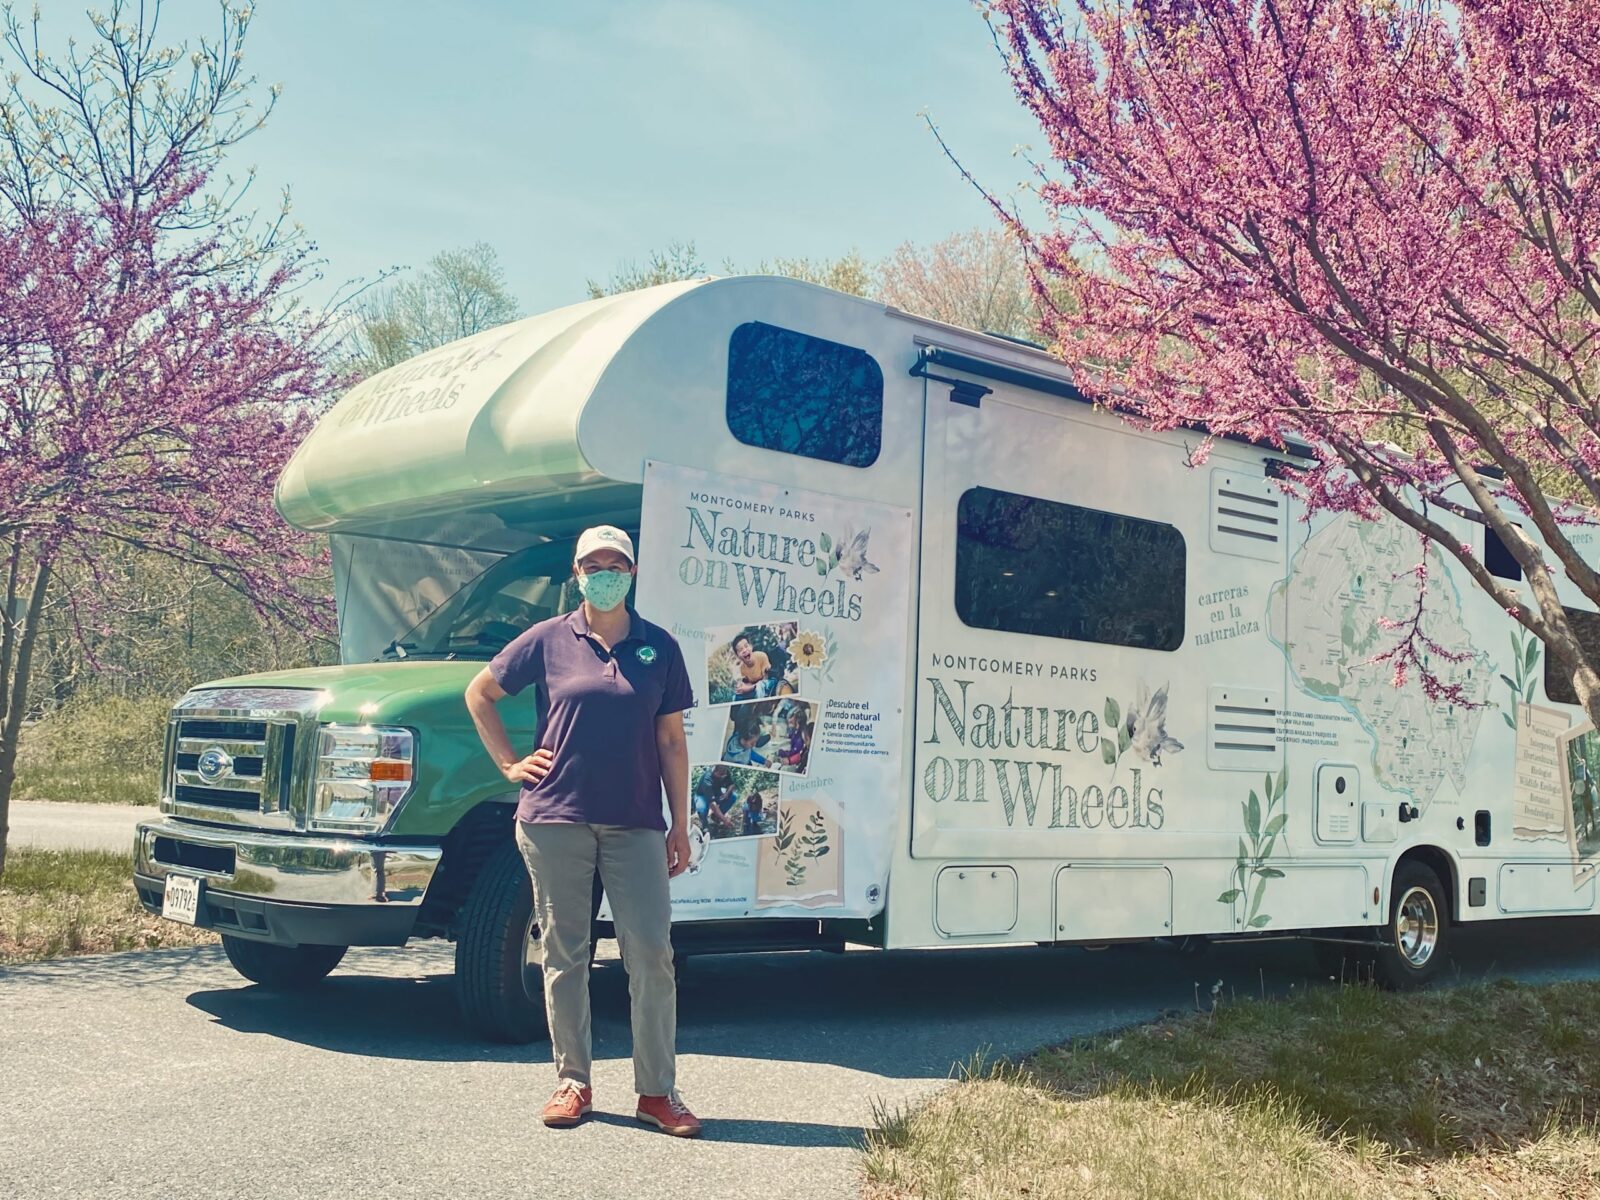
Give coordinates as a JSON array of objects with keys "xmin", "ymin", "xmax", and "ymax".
[{"xmin": 285, "ymin": 276, "xmax": 1600, "ymax": 948}]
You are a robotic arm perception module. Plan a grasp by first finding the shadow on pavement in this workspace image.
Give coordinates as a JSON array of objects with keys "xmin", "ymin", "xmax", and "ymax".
[
  {"xmin": 581, "ymin": 1111, "xmax": 863, "ymax": 1147},
  {"xmin": 158, "ymin": 917, "xmax": 1600, "ymax": 1078}
]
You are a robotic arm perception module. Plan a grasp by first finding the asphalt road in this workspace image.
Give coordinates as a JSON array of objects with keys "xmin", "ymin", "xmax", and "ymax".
[
  {"xmin": 8, "ymin": 800, "xmax": 149, "ymax": 853},
  {"xmin": 3, "ymin": 923, "xmax": 1600, "ymax": 1200}
]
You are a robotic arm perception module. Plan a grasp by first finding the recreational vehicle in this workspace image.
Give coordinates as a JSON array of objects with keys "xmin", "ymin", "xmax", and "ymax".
[{"xmin": 134, "ymin": 276, "xmax": 1600, "ymax": 1042}]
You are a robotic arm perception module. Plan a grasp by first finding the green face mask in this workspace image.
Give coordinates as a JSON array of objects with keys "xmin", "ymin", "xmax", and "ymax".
[{"xmin": 578, "ymin": 567, "xmax": 631, "ymax": 611}]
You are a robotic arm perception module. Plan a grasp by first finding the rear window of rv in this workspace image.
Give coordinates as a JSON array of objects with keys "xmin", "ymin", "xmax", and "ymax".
[
  {"xmin": 955, "ymin": 487, "xmax": 1186, "ymax": 651},
  {"xmin": 726, "ymin": 322, "xmax": 883, "ymax": 467},
  {"xmin": 1545, "ymin": 606, "xmax": 1600, "ymax": 705}
]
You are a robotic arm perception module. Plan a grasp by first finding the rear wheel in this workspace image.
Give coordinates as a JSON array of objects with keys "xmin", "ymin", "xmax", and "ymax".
[
  {"xmin": 222, "ymin": 936, "xmax": 346, "ymax": 989},
  {"xmin": 1309, "ymin": 863, "xmax": 1452, "ymax": 988},
  {"xmin": 1373, "ymin": 862, "xmax": 1450, "ymax": 989},
  {"xmin": 455, "ymin": 838, "xmax": 547, "ymax": 1044}
]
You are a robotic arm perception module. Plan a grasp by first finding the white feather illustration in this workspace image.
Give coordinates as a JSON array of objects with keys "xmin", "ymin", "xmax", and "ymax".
[
  {"xmin": 835, "ymin": 525, "xmax": 880, "ymax": 580},
  {"xmin": 1125, "ymin": 682, "xmax": 1184, "ymax": 766}
]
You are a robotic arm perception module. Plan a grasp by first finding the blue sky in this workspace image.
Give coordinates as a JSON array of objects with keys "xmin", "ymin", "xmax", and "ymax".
[{"xmin": 230, "ymin": 1, "xmax": 1041, "ymax": 313}]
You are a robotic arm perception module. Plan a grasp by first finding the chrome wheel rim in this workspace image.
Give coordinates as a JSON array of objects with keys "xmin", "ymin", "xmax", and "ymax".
[
  {"xmin": 1395, "ymin": 885, "xmax": 1439, "ymax": 968},
  {"xmin": 522, "ymin": 912, "xmax": 543, "ymax": 999}
]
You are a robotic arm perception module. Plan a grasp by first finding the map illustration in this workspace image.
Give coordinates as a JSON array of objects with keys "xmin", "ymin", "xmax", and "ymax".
[{"xmin": 1267, "ymin": 513, "xmax": 1493, "ymax": 804}]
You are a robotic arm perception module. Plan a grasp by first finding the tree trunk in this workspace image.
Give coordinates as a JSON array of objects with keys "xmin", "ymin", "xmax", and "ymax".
[
  {"xmin": 0, "ymin": 559, "xmax": 53, "ymax": 880},
  {"xmin": 0, "ymin": 533, "xmax": 21, "ymax": 718}
]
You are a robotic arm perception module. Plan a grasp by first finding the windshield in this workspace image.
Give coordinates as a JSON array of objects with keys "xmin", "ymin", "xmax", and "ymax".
[{"xmin": 378, "ymin": 535, "xmax": 636, "ymax": 661}]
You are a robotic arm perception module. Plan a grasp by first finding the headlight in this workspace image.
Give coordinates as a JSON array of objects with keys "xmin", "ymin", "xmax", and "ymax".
[{"xmin": 311, "ymin": 724, "xmax": 416, "ymax": 832}]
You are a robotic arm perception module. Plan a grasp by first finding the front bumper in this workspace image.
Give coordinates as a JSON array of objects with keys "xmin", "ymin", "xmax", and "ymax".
[{"xmin": 134, "ymin": 817, "xmax": 442, "ymax": 947}]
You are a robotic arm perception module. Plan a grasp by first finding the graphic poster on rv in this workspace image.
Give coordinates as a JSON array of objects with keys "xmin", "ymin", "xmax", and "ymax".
[
  {"xmin": 634, "ymin": 460, "xmax": 915, "ymax": 920},
  {"xmin": 1268, "ymin": 511, "xmax": 1494, "ymax": 804}
]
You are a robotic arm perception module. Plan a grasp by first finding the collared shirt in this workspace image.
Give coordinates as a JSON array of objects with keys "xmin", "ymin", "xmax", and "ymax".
[{"xmin": 488, "ymin": 605, "xmax": 694, "ymax": 829}]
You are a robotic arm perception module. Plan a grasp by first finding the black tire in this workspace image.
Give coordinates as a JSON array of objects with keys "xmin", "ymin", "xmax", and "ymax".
[
  {"xmin": 1372, "ymin": 862, "xmax": 1451, "ymax": 989},
  {"xmin": 455, "ymin": 838, "xmax": 547, "ymax": 1044},
  {"xmin": 222, "ymin": 935, "xmax": 346, "ymax": 989}
]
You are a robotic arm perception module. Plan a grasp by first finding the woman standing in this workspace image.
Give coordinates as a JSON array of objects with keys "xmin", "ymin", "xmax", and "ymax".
[{"xmin": 464, "ymin": 525, "xmax": 702, "ymax": 1137}]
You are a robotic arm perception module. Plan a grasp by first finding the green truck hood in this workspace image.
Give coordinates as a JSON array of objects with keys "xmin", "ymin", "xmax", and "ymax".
[
  {"xmin": 201, "ymin": 660, "xmax": 487, "ymax": 723},
  {"xmin": 191, "ymin": 660, "xmax": 534, "ymax": 838}
]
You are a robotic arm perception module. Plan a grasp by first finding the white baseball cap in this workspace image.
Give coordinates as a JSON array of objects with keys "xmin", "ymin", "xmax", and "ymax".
[{"xmin": 574, "ymin": 525, "xmax": 635, "ymax": 565}]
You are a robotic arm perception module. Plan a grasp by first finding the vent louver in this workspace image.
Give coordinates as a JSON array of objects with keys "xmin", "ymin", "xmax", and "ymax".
[
  {"xmin": 1207, "ymin": 686, "xmax": 1284, "ymax": 772},
  {"xmin": 1209, "ymin": 470, "xmax": 1284, "ymax": 561}
]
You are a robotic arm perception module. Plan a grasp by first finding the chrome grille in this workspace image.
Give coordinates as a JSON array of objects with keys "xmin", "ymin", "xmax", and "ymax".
[{"xmin": 162, "ymin": 687, "xmax": 326, "ymax": 830}]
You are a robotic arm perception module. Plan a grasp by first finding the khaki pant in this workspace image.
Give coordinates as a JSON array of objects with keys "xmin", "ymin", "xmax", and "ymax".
[{"xmin": 514, "ymin": 820, "xmax": 676, "ymax": 1096}]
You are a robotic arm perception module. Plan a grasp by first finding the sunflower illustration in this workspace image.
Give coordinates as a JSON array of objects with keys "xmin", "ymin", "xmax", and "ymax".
[{"xmin": 787, "ymin": 630, "xmax": 828, "ymax": 669}]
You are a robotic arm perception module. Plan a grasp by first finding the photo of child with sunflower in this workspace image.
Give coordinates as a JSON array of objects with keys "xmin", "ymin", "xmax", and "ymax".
[
  {"xmin": 706, "ymin": 621, "xmax": 833, "ymax": 705},
  {"xmin": 720, "ymin": 697, "xmax": 819, "ymax": 775}
]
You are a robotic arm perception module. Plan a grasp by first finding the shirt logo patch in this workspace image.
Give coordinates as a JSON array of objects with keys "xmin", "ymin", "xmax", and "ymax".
[{"xmin": 636, "ymin": 645, "xmax": 658, "ymax": 664}]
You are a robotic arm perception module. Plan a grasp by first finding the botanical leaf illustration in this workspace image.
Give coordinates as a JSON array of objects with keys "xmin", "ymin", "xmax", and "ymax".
[
  {"xmin": 774, "ymin": 810, "xmax": 796, "ymax": 853},
  {"xmin": 777, "ymin": 809, "xmax": 834, "ymax": 889},
  {"xmin": 1220, "ymin": 770, "xmax": 1288, "ymax": 928},
  {"xmin": 1504, "ymin": 628, "xmax": 1539, "ymax": 724}
]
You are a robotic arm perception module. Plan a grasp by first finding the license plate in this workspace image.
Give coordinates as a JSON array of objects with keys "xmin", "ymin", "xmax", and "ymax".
[{"xmin": 162, "ymin": 873, "xmax": 202, "ymax": 925}]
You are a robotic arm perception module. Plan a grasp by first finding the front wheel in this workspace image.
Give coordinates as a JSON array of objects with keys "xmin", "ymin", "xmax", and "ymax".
[
  {"xmin": 222, "ymin": 936, "xmax": 347, "ymax": 989},
  {"xmin": 454, "ymin": 838, "xmax": 547, "ymax": 1044},
  {"xmin": 1372, "ymin": 862, "xmax": 1451, "ymax": 989}
]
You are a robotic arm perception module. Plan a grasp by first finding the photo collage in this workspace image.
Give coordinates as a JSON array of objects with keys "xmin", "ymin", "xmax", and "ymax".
[
  {"xmin": 1559, "ymin": 721, "xmax": 1600, "ymax": 885},
  {"xmin": 689, "ymin": 621, "xmax": 829, "ymax": 857}
]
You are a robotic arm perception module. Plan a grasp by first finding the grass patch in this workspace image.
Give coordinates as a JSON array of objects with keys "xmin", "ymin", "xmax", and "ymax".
[
  {"xmin": 14, "ymin": 693, "xmax": 170, "ymax": 806},
  {"xmin": 0, "ymin": 847, "xmax": 215, "ymax": 963},
  {"xmin": 862, "ymin": 981, "xmax": 1600, "ymax": 1199}
]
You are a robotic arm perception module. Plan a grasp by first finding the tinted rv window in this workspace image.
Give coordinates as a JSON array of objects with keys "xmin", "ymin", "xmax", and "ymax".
[
  {"xmin": 955, "ymin": 487, "xmax": 1186, "ymax": 651},
  {"xmin": 1484, "ymin": 524, "xmax": 1523, "ymax": 581},
  {"xmin": 1544, "ymin": 606, "xmax": 1600, "ymax": 705},
  {"xmin": 726, "ymin": 321, "xmax": 883, "ymax": 467}
]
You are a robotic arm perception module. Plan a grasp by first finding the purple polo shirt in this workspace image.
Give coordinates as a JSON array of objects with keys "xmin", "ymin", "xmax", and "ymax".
[{"xmin": 488, "ymin": 606, "xmax": 694, "ymax": 829}]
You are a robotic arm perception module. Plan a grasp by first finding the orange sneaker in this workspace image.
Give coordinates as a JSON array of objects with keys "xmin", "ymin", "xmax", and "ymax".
[
  {"xmin": 541, "ymin": 1081, "xmax": 593, "ymax": 1128},
  {"xmin": 636, "ymin": 1090, "xmax": 702, "ymax": 1137}
]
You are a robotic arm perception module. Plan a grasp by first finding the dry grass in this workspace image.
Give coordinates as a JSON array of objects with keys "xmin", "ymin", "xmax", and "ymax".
[
  {"xmin": 0, "ymin": 847, "xmax": 215, "ymax": 964},
  {"xmin": 862, "ymin": 981, "xmax": 1600, "ymax": 1199},
  {"xmin": 14, "ymin": 693, "xmax": 168, "ymax": 806}
]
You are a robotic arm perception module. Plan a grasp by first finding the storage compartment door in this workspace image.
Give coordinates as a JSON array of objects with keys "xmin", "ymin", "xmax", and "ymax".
[
  {"xmin": 1054, "ymin": 864, "xmax": 1173, "ymax": 941},
  {"xmin": 1223, "ymin": 863, "xmax": 1371, "ymax": 931},
  {"xmin": 934, "ymin": 865, "xmax": 1018, "ymax": 937},
  {"xmin": 1499, "ymin": 863, "xmax": 1597, "ymax": 913}
]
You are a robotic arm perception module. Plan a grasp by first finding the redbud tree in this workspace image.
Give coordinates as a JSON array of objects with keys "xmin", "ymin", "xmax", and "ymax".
[
  {"xmin": 984, "ymin": 0, "xmax": 1600, "ymax": 728},
  {"xmin": 0, "ymin": 2, "xmax": 335, "ymax": 877}
]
